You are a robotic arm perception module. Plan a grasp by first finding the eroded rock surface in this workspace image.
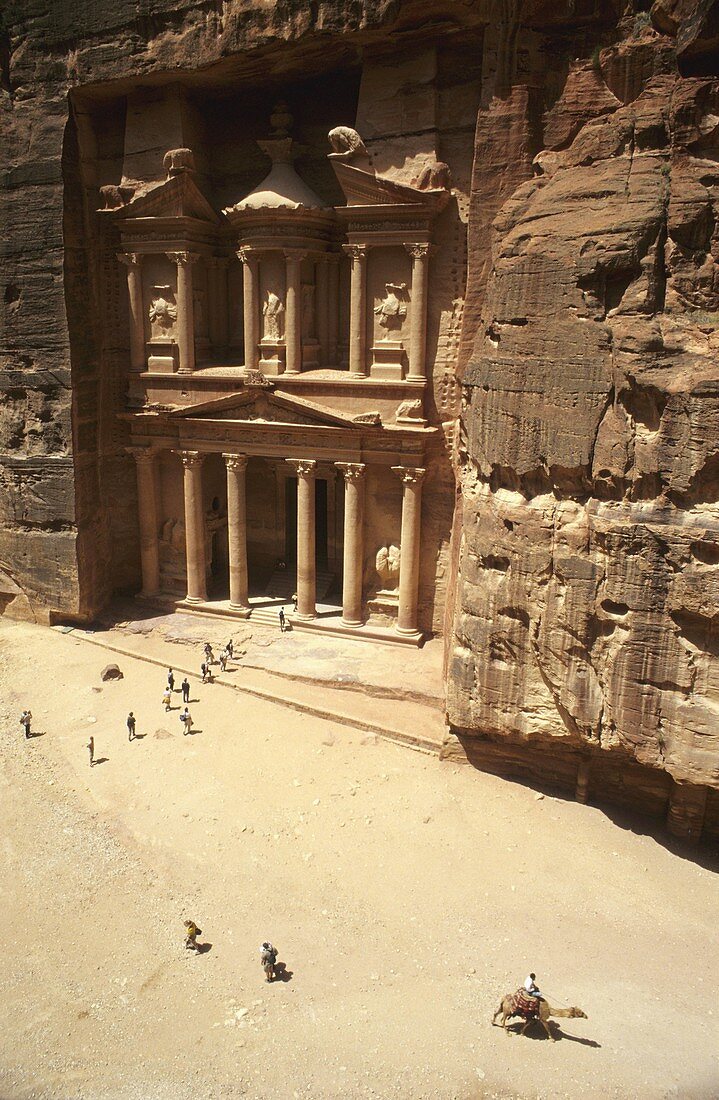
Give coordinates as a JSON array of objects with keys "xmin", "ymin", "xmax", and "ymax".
[{"xmin": 449, "ymin": 9, "xmax": 719, "ymax": 840}]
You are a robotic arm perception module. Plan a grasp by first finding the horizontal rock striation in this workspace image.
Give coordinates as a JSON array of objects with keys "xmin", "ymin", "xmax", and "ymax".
[{"xmin": 448, "ymin": 5, "xmax": 719, "ymax": 842}]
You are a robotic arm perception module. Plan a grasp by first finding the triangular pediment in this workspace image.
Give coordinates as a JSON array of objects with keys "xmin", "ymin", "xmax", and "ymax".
[
  {"xmin": 330, "ymin": 162, "xmax": 450, "ymax": 212},
  {"xmin": 112, "ymin": 173, "xmax": 221, "ymax": 225},
  {"xmin": 170, "ymin": 385, "xmax": 363, "ymax": 429}
]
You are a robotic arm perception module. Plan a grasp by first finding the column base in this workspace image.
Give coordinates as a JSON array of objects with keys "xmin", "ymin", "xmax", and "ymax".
[
  {"xmin": 396, "ymin": 624, "xmax": 422, "ymax": 639},
  {"xmin": 349, "ymin": 371, "xmax": 368, "ymax": 380},
  {"xmin": 185, "ymin": 594, "xmax": 207, "ymax": 604},
  {"xmin": 294, "ymin": 611, "xmax": 316, "ymax": 622},
  {"xmin": 140, "ymin": 588, "xmax": 160, "ymax": 599},
  {"xmin": 341, "ymin": 617, "xmax": 364, "ymax": 628},
  {"xmin": 406, "ymin": 373, "xmax": 427, "ymax": 383}
]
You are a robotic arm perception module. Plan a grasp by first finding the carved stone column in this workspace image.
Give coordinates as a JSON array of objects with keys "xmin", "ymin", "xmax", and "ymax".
[
  {"xmin": 327, "ymin": 253, "xmax": 340, "ymax": 366},
  {"xmin": 237, "ymin": 248, "xmax": 260, "ymax": 371},
  {"xmin": 392, "ymin": 466, "xmax": 426, "ymax": 635},
  {"xmin": 316, "ymin": 255, "xmax": 329, "ymax": 367},
  {"xmin": 406, "ymin": 244, "xmax": 432, "ymax": 381},
  {"xmin": 224, "ymin": 453, "xmax": 249, "ymax": 610},
  {"xmin": 285, "ymin": 250, "xmax": 304, "ymax": 374},
  {"xmin": 336, "ymin": 463, "xmax": 366, "ymax": 627},
  {"xmin": 287, "ymin": 459, "xmax": 316, "ymax": 619},
  {"xmin": 209, "ymin": 257, "xmax": 229, "ymax": 352},
  {"xmin": 118, "ymin": 253, "xmax": 146, "ymax": 371},
  {"xmin": 176, "ymin": 450, "xmax": 207, "ymax": 603},
  {"xmin": 130, "ymin": 449, "xmax": 160, "ymax": 596},
  {"xmin": 167, "ymin": 251, "xmax": 199, "ymax": 374},
  {"xmin": 343, "ymin": 244, "xmax": 368, "ymax": 377}
]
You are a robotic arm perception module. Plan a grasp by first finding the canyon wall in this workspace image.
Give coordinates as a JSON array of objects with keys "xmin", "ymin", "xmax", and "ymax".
[{"xmin": 445, "ymin": 0, "xmax": 719, "ymax": 842}]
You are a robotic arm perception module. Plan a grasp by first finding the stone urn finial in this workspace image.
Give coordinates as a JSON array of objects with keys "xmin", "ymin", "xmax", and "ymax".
[{"xmin": 163, "ymin": 148, "xmax": 196, "ymax": 178}]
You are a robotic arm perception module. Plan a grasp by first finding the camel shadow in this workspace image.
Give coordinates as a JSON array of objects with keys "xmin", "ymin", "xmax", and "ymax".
[{"xmin": 516, "ymin": 1024, "xmax": 601, "ymax": 1047}]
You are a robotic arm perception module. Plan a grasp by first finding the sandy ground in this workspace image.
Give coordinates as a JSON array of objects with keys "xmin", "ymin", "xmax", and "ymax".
[{"xmin": 1, "ymin": 618, "xmax": 718, "ymax": 1100}]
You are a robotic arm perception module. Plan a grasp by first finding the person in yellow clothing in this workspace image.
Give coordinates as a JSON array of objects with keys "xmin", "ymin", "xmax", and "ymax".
[{"xmin": 184, "ymin": 919, "xmax": 202, "ymax": 952}]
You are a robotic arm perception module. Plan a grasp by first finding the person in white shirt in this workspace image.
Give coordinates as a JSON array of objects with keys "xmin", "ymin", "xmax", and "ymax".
[{"xmin": 524, "ymin": 973, "xmax": 542, "ymax": 998}]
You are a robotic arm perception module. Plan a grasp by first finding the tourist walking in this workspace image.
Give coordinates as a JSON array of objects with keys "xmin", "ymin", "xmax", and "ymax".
[
  {"xmin": 219, "ymin": 649, "xmax": 227, "ymax": 672},
  {"xmin": 292, "ymin": 592, "xmax": 298, "ymax": 613},
  {"xmin": 226, "ymin": 639, "xmax": 233, "ymax": 659},
  {"xmin": 260, "ymin": 941, "xmax": 278, "ymax": 982},
  {"xmin": 19, "ymin": 710, "xmax": 32, "ymax": 739},
  {"xmin": 204, "ymin": 642, "xmax": 215, "ymax": 665},
  {"xmin": 162, "ymin": 687, "xmax": 172, "ymax": 712},
  {"xmin": 88, "ymin": 736, "xmax": 95, "ymax": 766},
  {"xmin": 184, "ymin": 919, "xmax": 202, "ymax": 952},
  {"xmin": 278, "ymin": 607, "xmax": 286, "ymax": 632},
  {"xmin": 127, "ymin": 711, "xmax": 136, "ymax": 741},
  {"xmin": 181, "ymin": 677, "xmax": 190, "ymax": 703},
  {"xmin": 167, "ymin": 668, "xmax": 175, "ymax": 693},
  {"xmin": 180, "ymin": 707, "xmax": 193, "ymax": 735}
]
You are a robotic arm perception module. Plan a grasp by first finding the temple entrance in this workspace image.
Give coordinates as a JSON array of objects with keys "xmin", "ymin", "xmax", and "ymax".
[{"xmin": 284, "ymin": 478, "xmax": 328, "ymax": 567}]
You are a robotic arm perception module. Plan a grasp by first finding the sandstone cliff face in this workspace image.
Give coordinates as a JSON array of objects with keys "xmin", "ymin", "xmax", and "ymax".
[{"xmin": 448, "ymin": 8, "xmax": 719, "ymax": 839}]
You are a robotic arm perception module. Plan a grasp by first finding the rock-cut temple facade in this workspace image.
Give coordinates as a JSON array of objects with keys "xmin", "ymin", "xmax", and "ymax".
[{"xmin": 2, "ymin": 1, "xmax": 719, "ymax": 843}]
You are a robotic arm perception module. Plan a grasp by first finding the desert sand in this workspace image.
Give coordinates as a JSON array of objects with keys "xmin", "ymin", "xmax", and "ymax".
[{"xmin": 1, "ymin": 617, "xmax": 717, "ymax": 1100}]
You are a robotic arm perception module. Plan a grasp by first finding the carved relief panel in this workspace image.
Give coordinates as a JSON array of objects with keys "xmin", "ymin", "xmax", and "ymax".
[{"xmin": 368, "ymin": 246, "xmax": 412, "ymax": 379}]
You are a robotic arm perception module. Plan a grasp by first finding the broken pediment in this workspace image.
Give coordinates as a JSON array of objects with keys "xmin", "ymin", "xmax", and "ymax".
[
  {"xmin": 106, "ymin": 170, "xmax": 221, "ymax": 226},
  {"xmin": 169, "ymin": 386, "xmax": 365, "ymax": 429},
  {"xmin": 330, "ymin": 161, "xmax": 450, "ymax": 214}
]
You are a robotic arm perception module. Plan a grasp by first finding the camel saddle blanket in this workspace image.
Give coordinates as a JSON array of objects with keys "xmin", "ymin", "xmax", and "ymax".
[{"xmin": 511, "ymin": 989, "xmax": 541, "ymax": 1018}]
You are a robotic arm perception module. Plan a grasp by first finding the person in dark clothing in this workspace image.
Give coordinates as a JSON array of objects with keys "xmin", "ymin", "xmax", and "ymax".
[
  {"xmin": 127, "ymin": 712, "xmax": 136, "ymax": 741},
  {"xmin": 181, "ymin": 677, "xmax": 190, "ymax": 703}
]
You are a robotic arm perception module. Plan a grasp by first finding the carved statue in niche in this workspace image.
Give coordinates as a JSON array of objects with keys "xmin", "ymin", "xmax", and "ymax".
[
  {"xmin": 376, "ymin": 544, "xmax": 401, "ymax": 590},
  {"xmin": 328, "ymin": 126, "xmax": 368, "ymax": 160},
  {"xmin": 149, "ymin": 286, "xmax": 177, "ymax": 338},
  {"xmin": 301, "ymin": 284, "xmax": 315, "ymax": 340},
  {"xmin": 375, "ymin": 283, "xmax": 408, "ymax": 331},
  {"xmin": 262, "ymin": 291, "xmax": 285, "ymax": 341}
]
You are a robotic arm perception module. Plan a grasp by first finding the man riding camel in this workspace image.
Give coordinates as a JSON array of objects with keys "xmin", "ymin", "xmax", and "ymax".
[{"xmin": 524, "ymin": 973, "xmax": 543, "ymax": 1000}]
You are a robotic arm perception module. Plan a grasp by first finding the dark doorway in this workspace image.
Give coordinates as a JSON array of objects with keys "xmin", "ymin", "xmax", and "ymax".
[{"xmin": 284, "ymin": 477, "xmax": 328, "ymax": 566}]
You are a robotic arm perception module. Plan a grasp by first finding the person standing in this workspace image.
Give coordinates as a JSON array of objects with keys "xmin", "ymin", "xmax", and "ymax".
[
  {"xmin": 167, "ymin": 668, "xmax": 175, "ymax": 693},
  {"xmin": 181, "ymin": 677, "xmax": 190, "ymax": 704},
  {"xmin": 162, "ymin": 687, "xmax": 172, "ymax": 712},
  {"xmin": 292, "ymin": 592, "xmax": 298, "ymax": 613},
  {"xmin": 180, "ymin": 707, "xmax": 193, "ymax": 735},
  {"xmin": 127, "ymin": 712, "xmax": 136, "ymax": 741},
  {"xmin": 260, "ymin": 942, "xmax": 278, "ymax": 982},
  {"xmin": 184, "ymin": 919, "xmax": 202, "ymax": 952},
  {"xmin": 219, "ymin": 650, "xmax": 227, "ymax": 672},
  {"xmin": 226, "ymin": 639, "xmax": 234, "ymax": 659},
  {"xmin": 278, "ymin": 607, "xmax": 286, "ymax": 633},
  {"xmin": 87, "ymin": 736, "xmax": 95, "ymax": 767},
  {"xmin": 20, "ymin": 710, "xmax": 32, "ymax": 739}
]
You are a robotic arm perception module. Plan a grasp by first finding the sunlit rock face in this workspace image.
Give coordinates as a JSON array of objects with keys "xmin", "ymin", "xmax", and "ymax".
[
  {"xmin": 446, "ymin": 6, "xmax": 719, "ymax": 841},
  {"xmin": 2, "ymin": 0, "xmax": 719, "ymax": 837}
]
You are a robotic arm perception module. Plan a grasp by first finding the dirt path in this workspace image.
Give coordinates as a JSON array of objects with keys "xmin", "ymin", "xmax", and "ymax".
[{"xmin": 1, "ymin": 620, "xmax": 717, "ymax": 1099}]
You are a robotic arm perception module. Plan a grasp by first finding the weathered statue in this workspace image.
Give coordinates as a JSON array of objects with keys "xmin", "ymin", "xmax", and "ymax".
[
  {"xmin": 262, "ymin": 291, "xmax": 285, "ymax": 341},
  {"xmin": 328, "ymin": 126, "xmax": 369, "ymax": 160},
  {"xmin": 149, "ymin": 287, "xmax": 177, "ymax": 336},
  {"xmin": 376, "ymin": 544, "xmax": 401, "ymax": 589},
  {"xmin": 415, "ymin": 160, "xmax": 452, "ymax": 191},
  {"xmin": 375, "ymin": 283, "xmax": 408, "ymax": 330}
]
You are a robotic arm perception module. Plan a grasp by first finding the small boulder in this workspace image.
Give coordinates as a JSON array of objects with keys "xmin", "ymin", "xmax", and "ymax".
[{"xmin": 101, "ymin": 663, "xmax": 123, "ymax": 681}]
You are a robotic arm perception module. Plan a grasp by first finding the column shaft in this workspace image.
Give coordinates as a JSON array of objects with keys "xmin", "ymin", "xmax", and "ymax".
[
  {"xmin": 178, "ymin": 451, "xmax": 207, "ymax": 602},
  {"xmin": 285, "ymin": 252, "xmax": 303, "ymax": 374},
  {"xmin": 288, "ymin": 460, "xmax": 317, "ymax": 619},
  {"xmin": 133, "ymin": 451, "xmax": 160, "ymax": 596},
  {"xmin": 167, "ymin": 252, "xmax": 198, "ymax": 374},
  {"xmin": 406, "ymin": 245, "xmax": 431, "ymax": 381},
  {"xmin": 336, "ymin": 463, "xmax": 366, "ymax": 626},
  {"xmin": 393, "ymin": 466, "xmax": 426, "ymax": 635},
  {"xmin": 316, "ymin": 257, "xmax": 329, "ymax": 367},
  {"xmin": 345, "ymin": 245, "xmax": 367, "ymax": 377},
  {"xmin": 224, "ymin": 454, "xmax": 249, "ymax": 609},
  {"xmin": 239, "ymin": 250, "xmax": 260, "ymax": 370},
  {"xmin": 209, "ymin": 259, "xmax": 229, "ymax": 352},
  {"xmin": 327, "ymin": 255, "xmax": 339, "ymax": 366},
  {"xmin": 119, "ymin": 253, "xmax": 145, "ymax": 371}
]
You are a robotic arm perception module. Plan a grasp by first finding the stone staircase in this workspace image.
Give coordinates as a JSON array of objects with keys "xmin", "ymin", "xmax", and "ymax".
[{"xmin": 263, "ymin": 565, "xmax": 337, "ymax": 603}]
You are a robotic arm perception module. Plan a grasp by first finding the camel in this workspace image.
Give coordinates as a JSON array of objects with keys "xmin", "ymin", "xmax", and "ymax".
[{"xmin": 492, "ymin": 993, "xmax": 588, "ymax": 1041}]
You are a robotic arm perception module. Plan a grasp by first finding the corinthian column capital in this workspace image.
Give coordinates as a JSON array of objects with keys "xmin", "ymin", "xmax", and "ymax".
[
  {"xmin": 223, "ymin": 453, "xmax": 248, "ymax": 472},
  {"xmin": 335, "ymin": 462, "xmax": 366, "ymax": 483},
  {"xmin": 392, "ymin": 465, "xmax": 426, "ymax": 486},
  {"xmin": 286, "ymin": 459, "xmax": 317, "ymax": 479},
  {"xmin": 166, "ymin": 251, "xmax": 199, "ymax": 266},
  {"xmin": 175, "ymin": 449, "xmax": 205, "ymax": 469},
  {"xmin": 118, "ymin": 251, "xmax": 141, "ymax": 267}
]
